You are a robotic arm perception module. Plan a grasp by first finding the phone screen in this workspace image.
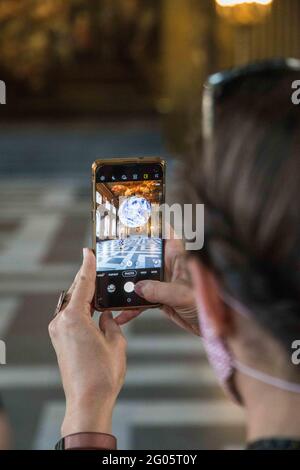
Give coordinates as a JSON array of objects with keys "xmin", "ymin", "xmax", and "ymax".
[{"xmin": 94, "ymin": 160, "xmax": 165, "ymax": 309}]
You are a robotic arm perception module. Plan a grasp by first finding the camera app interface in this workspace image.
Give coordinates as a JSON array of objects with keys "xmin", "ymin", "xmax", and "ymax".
[{"xmin": 95, "ymin": 162, "xmax": 164, "ymax": 308}]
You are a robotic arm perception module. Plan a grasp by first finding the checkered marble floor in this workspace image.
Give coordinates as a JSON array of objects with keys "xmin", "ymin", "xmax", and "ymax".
[
  {"xmin": 0, "ymin": 178, "xmax": 245, "ymax": 450},
  {"xmin": 97, "ymin": 238, "xmax": 162, "ymax": 271}
]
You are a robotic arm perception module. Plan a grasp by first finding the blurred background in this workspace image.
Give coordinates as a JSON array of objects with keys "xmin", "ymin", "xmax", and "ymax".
[{"xmin": 0, "ymin": 0, "xmax": 299, "ymax": 449}]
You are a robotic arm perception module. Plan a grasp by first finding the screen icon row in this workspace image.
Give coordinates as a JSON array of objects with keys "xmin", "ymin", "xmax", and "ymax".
[{"xmin": 99, "ymin": 172, "xmax": 160, "ymax": 182}]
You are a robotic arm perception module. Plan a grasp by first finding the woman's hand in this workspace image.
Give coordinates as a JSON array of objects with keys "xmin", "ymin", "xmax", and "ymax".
[
  {"xmin": 115, "ymin": 239, "xmax": 200, "ymax": 335},
  {"xmin": 48, "ymin": 248, "xmax": 127, "ymax": 437}
]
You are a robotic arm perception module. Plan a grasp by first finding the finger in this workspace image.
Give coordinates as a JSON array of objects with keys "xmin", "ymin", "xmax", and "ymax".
[
  {"xmin": 54, "ymin": 265, "xmax": 83, "ymax": 315},
  {"xmin": 135, "ymin": 280, "xmax": 192, "ymax": 307},
  {"xmin": 114, "ymin": 309, "xmax": 143, "ymax": 325},
  {"xmin": 99, "ymin": 311, "xmax": 124, "ymax": 341},
  {"xmin": 66, "ymin": 266, "xmax": 82, "ymax": 300},
  {"xmin": 61, "ymin": 267, "xmax": 81, "ymax": 310},
  {"xmin": 171, "ymin": 252, "xmax": 190, "ymax": 282},
  {"xmin": 164, "ymin": 238, "xmax": 186, "ymax": 280},
  {"xmin": 164, "ymin": 222, "xmax": 181, "ymax": 241},
  {"xmin": 162, "ymin": 306, "xmax": 200, "ymax": 335},
  {"xmin": 68, "ymin": 248, "xmax": 96, "ymax": 312},
  {"xmin": 165, "ymin": 238, "xmax": 185, "ymax": 260},
  {"xmin": 162, "ymin": 305, "xmax": 191, "ymax": 330}
]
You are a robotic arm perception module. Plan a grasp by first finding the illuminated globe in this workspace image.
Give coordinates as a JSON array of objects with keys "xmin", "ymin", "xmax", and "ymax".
[{"xmin": 119, "ymin": 196, "xmax": 151, "ymax": 228}]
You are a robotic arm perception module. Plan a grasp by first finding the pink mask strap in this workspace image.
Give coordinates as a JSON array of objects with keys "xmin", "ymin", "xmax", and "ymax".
[
  {"xmin": 234, "ymin": 360, "xmax": 300, "ymax": 394},
  {"xmin": 220, "ymin": 291, "xmax": 251, "ymax": 318},
  {"xmin": 221, "ymin": 292, "xmax": 300, "ymax": 394}
]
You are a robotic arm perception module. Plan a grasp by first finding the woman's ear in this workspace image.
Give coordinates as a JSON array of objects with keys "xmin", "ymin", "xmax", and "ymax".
[{"xmin": 188, "ymin": 258, "xmax": 234, "ymax": 337}]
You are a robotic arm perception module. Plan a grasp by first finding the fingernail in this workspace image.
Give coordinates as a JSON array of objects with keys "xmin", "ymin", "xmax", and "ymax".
[
  {"xmin": 134, "ymin": 281, "xmax": 148, "ymax": 297},
  {"xmin": 83, "ymin": 247, "xmax": 88, "ymax": 259}
]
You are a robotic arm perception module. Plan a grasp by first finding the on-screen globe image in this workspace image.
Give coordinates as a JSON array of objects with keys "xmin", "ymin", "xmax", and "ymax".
[{"xmin": 119, "ymin": 196, "xmax": 151, "ymax": 228}]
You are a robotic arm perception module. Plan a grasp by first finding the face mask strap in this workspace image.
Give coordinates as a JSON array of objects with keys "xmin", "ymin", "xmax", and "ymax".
[
  {"xmin": 220, "ymin": 291, "xmax": 251, "ymax": 318},
  {"xmin": 234, "ymin": 360, "xmax": 300, "ymax": 395},
  {"xmin": 219, "ymin": 292, "xmax": 300, "ymax": 394}
]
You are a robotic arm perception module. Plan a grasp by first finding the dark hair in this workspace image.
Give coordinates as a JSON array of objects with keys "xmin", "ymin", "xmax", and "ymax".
[{"xmin": 185, "ymin": 60, "xmax": 300, "ymax": 351}]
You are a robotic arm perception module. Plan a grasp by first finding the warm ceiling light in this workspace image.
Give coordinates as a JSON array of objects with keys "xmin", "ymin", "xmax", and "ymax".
[
  {"xmin": 216, "ymin": 0, "xmax": 272, "ymax": 5},
  {"xmin": 215, "ymin": 0, "xmax": 273, "ymax": 25}
]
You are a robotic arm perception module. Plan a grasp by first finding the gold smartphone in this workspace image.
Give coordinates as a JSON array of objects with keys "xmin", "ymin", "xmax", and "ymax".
[{"xmin": 92, "ymin": 157, "xmax": 166, "ymax": 311}]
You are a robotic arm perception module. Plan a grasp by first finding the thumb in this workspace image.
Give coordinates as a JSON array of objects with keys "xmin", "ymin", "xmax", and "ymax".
[
  {"xmin": 134, "ymin": 280, "xmax": 192, "ymax": 307},
  {"xmin": 68, "ymin": 248, "xmax": 96, "ymax": 312}
]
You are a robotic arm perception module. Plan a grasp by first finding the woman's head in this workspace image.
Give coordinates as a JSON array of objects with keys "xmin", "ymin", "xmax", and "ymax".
[{"xmin": 185, "ymin": 59, "xmax": 300, "ymax": 397}]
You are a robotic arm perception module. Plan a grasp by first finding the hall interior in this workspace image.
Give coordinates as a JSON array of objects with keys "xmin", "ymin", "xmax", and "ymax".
[{"xmin": 0, "ymin": 0, "xmax": 299, "ymax": 450}]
